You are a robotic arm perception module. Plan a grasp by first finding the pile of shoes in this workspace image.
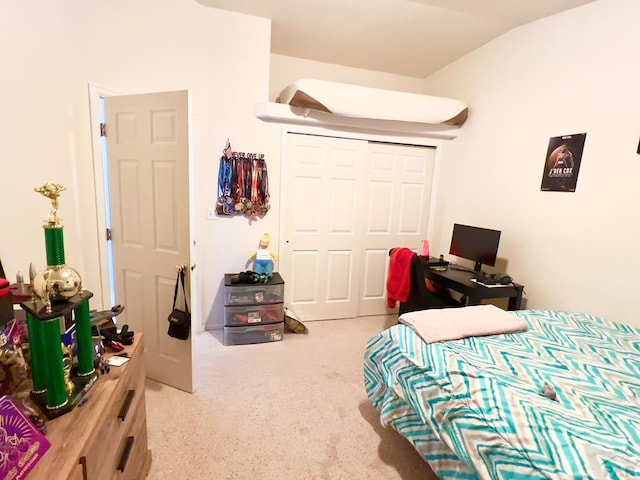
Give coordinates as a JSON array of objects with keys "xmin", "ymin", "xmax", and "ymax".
[
  {"xmin": 99, "ymin": 324, "xmax": 134, "ymax": 352},
  {"xmin": 89, "ymin": 305, "xmax": 134, "ymax": 352},
  {"xmin": 229, "ymin": 271, "xmax": 269, "ymax": 284}
]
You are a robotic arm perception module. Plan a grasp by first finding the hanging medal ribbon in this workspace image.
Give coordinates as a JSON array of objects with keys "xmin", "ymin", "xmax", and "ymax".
[
  {"xmin": 216, "ymin": 141, "xmax": 270, "ymax": 219},
  {"xmin": 216, "ymin": 140, "xmax": 234, "ymax": 215}
]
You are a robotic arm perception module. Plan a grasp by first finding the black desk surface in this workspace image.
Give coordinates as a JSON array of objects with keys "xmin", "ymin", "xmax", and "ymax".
[{"xmin": 421, "ymin": 257, "xmax": 524, "ymax": 306}]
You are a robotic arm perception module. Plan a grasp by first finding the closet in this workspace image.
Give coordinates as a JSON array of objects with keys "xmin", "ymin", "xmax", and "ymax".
[{"xmin": 280, "ymin": 132, "xmax": 437, "ymax": 321}]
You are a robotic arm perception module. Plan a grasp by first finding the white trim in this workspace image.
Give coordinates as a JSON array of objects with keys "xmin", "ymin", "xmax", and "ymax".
[
  {"xmin": 427, "ymin": 145, "xmax": 445, "ymax": 249},
  {"xmin": 188, "ymin": 100, "xmax": 202, "ymax": 333},
  {"xmin": 87, "ymin": 83, "xmax": 123, "ymax": 309}
]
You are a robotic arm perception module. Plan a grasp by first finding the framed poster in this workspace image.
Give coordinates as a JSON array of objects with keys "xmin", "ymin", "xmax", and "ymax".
[{"xmin": 540, "ymin": 133, "xmax": 586, "ymax": 192}]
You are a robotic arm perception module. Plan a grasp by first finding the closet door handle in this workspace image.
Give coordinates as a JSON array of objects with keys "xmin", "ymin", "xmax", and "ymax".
[
  {"xmin": 117, "ymin": 436, "xmax": 135, "ymax": 472},
  {"xmin": 118, "ymin": 390, "xmax": 135, "ymax": 421}
]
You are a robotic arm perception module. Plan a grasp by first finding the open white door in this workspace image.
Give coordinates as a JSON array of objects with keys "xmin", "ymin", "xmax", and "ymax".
[{"xmin": 104, "ymin": 90, "xmax": 193, "ymax": 393}]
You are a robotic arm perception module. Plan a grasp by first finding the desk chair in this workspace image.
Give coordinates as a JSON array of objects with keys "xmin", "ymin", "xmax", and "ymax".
[{"xmin": 395, "ymin": 250, "xmax": 460, "ymax": 316}]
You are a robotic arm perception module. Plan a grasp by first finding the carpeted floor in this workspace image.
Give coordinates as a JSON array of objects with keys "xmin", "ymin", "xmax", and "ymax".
[{"xmin": 144, "ymin": 315, "xmax": 438, "ymax": 480}]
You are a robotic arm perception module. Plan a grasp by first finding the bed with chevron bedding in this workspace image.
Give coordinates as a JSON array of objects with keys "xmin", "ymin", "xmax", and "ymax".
[{"xmin": 364, "ymin": 309, "xmax": 640, "ymax": 479}]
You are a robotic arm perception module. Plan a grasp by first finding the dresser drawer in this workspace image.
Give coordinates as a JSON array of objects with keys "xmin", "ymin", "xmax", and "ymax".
[
  {"xmin": 111, "ymin": 411, "xmax": 149, "ymax": 480},
  {"xmin": 79, "ymin": 343, "xmax": 146, "ymax": 480},
  {"xmin": 26, "ymin": 336, "xmax": 150, "ymax": 480},
  {"xmin": 68, "ymin": 464, "xmax": 84, "ymax": 480}
]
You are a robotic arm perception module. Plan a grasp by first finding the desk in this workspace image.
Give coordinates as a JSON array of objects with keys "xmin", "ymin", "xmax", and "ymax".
[{"xmin": 422, "ymin": 258, "xmax": 524, "ymax": 310}]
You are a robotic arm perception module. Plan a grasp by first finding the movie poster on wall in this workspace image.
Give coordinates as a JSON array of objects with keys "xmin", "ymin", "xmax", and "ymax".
[{"xmin": 540, "ymin": 133, "xmax": 587, "ymax": 192}]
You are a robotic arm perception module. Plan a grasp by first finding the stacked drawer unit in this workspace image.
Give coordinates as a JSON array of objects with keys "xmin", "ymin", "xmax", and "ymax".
[{"xmin": 223, "ymin": 272, "xmax": 285, "ymax": 345}]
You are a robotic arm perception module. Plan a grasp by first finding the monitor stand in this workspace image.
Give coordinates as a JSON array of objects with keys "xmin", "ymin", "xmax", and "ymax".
[{"xmin": 473, "ymin": 261, "xmax": 482, "ymax": 273}]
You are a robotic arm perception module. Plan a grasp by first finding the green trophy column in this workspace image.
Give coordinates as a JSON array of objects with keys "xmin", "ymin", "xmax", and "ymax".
[
  {"xmin": 44, "ymin": 227, "xmax": 65, "ymax": 266},
  {"xmin": 25, "ymin": 313, "xmax": 48, "ymax": 393},
  {"xmin": 74, "ymin": 298, "xmax": 95, "ymax": 376},
  {"xmin": 41, "ymin": 316, "xmax": 68, "ymax": 410}
]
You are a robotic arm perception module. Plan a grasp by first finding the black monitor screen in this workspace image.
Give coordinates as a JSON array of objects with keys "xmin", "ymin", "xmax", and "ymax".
[{"xmin": 449, "ymin": 224, "xmax": 501, "ymax": 272}]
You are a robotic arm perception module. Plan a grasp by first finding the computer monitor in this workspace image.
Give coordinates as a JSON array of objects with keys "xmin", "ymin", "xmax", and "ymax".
[{"xmin": 449, "ymin": 224, "xmax": 501, "ymax": 273}]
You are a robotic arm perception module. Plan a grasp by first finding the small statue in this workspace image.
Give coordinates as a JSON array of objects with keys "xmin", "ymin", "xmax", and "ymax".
[
  {"xmin": 248, "ymin": 234, "xmax": 277, "ymax": 277},
  {"xmin": 32, "ymin": 182, "xmax": 82, "ymax": 312},
  {"xmin": 34, "ymin": 182, "xmax": 66, "ymax": 225}
]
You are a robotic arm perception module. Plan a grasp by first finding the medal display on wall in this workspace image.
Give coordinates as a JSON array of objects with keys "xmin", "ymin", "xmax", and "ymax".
[{"xmin": 216, "ymin": 139, "xmax": 270, "ymax": 219}]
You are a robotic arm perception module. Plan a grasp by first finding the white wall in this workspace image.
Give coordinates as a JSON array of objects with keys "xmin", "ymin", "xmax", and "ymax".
[
  {"xmin": 0, "ymin": 0, "xmax": 281, "ymax": 331},
  {"xmin": 269, "ymin": 54, "xmax": 427, "ymax": 101},
  {"xmin": 423, "ymin": 0, "xmax": 640, "ymax": 326},
  {"xmin": 8, "ymin": 0, "xmax": 633, "ymax": 331}
]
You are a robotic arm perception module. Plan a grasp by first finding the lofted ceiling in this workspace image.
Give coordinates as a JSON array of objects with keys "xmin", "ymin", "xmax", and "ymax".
[{"xmin": 196, "ymin": 0, "xmax": 596, "ymax": 78}]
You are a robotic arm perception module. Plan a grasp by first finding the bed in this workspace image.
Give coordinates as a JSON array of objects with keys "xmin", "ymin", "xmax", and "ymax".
[{"xmin": 364, "ymin": 309, "xmax": 640, "ymax": 479}]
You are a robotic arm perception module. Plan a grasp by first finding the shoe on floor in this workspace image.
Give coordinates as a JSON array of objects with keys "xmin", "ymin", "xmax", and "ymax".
[{"xmin": 284, "ymin": 307, "xmax": 308, "ymax": 334}]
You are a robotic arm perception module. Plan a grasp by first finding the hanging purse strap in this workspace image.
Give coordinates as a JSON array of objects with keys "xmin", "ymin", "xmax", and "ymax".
[{"xmin": 172, "ymin": 270, "xmax": 190, "ymax": 314}]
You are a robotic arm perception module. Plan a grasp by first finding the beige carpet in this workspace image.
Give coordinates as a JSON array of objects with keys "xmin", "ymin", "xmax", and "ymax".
[{"xmin": 144, "ymin": 315, "xmax": 438, "ymax": 480}]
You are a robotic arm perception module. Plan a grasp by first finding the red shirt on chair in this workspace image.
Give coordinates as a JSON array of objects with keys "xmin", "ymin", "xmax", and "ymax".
[{"xmin": 386, "ymin": 248, "xmax": 414, "ymax": 308}]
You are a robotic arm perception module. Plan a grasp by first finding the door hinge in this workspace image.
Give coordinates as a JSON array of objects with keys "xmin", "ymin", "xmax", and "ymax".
[
  {"xmin": 100, "ymin": 123, "xmax": 106, "ymax": 137},
  {"xmin": 106, "ymin": 228, "xmax": 112, "ymax": 241}
]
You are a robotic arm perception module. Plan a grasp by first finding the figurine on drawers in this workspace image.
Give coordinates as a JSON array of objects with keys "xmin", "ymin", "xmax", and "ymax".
[{"xmin": 247, "ymin": 234, "xmax": 278, "ymax": 277}]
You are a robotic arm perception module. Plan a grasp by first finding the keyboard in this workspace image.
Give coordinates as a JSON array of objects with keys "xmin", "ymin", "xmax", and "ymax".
[{"xmin": 426, "ymin": 258, "xmax": 449, "ymax": 267}]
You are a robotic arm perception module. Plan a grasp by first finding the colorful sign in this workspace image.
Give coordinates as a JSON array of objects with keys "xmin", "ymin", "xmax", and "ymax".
[{"xmin": 0, "ymin": 396, "xmax": 50, "ymax": 480}]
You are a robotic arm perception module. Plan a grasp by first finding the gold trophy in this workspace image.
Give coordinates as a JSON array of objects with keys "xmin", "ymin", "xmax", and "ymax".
[
  {"xmin": 20, "ymin": 183, "xmax": 97, "ymax": 417},
  {"xmin": 31, "ymin": 183, "xmax": 82, "ymax": 313}
]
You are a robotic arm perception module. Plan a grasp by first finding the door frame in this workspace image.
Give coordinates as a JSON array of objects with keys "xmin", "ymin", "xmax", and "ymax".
[
  {"xmin": 87, "ymin": 84, "xmax": 200, "ymax": 332},
  {"xmin": 278, "ymin": 124, "xmax": 445, "ymax": 317},
  {"xmin": 88, "ymin": 83, "xmax": 122, "ymax": 309}
]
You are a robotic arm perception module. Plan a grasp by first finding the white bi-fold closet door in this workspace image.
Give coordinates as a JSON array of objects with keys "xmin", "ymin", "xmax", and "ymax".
[{"xmin": 281, "ymin": 132, "xmax": 436, "ymax": 321}]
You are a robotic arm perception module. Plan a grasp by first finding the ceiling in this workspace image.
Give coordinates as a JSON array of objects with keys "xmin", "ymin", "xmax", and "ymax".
[{"xmin": 196, "ymin": 0, "xmax": 596, "ymax": 78}]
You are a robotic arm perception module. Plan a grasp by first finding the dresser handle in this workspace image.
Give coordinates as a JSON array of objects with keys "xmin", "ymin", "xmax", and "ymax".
[
  {"xmin": 118, "ymin": 390, "xmax": 135, "ymax": 421},
  {"xmin": 79, "ymin": 456, "xmax": 88, "ymax": 480},
  {"xmin": 117, "ymin": 436, "xmax": 135, "ymax": 472}
]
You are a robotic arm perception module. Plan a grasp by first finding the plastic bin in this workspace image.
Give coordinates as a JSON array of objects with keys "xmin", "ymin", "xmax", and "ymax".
[
  {"xmin": 224, "ymin": 303, "xmax": 284, "ymax": 326},
  {"xmin": 224, "ymin": 272, "xmax": 284, "ymax": 305},
  {"xmin": 223, "ymin": 322, "xmax": 284, "ymax": 346}
]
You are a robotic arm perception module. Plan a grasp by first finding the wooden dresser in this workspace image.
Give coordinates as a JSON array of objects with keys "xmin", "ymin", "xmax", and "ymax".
[{"xmin": 27, "ymin": 335, "xmax": 152, "ymax": 480}]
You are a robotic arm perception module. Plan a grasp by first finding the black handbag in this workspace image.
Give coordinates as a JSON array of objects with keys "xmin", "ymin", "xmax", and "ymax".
[{"xmin": 167, "ymin": 269, "xmax": 190, "ymax": 340}]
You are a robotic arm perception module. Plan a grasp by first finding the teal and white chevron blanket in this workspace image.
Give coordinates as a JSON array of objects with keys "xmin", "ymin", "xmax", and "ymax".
[{"xmin": 364, "ymin": 310, "xmax": 640, "ymax": 479}]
